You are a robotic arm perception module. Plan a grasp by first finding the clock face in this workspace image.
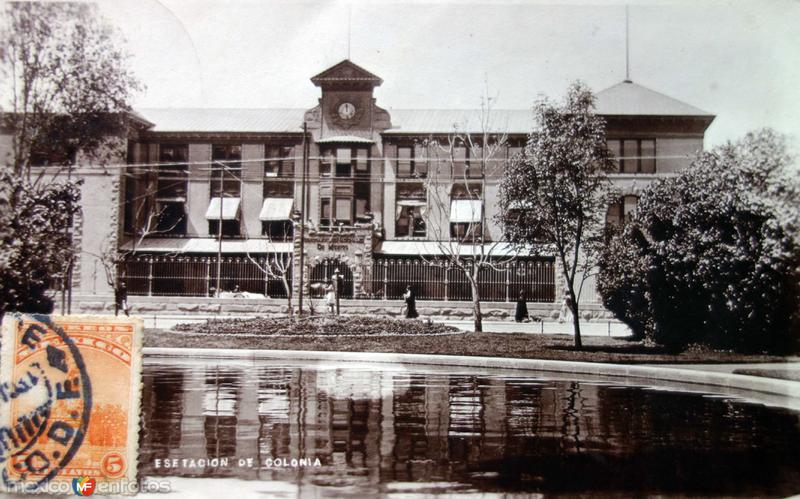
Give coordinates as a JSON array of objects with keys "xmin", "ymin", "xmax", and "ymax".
[{"xmin": 338, "ymin": 102, "xmax": 356, "ymax": 120}]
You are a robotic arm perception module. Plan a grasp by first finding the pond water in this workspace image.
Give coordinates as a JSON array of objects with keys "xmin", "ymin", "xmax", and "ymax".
[{"xmin": 140, "ymin": 358, "xmax": 800, "ymax": 497}]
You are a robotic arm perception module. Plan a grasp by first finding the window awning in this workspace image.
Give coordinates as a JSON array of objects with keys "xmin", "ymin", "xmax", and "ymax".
[
  {"xmin": 450, "ymin": 200, "xmax": 482, "ymax": 223},
  {"xmin": 119, "ymin": 238, "xmax": 292, "ymax": 253},
  {"xmin": 397, "ymin": 199, "xmax": 427, "ymax": 207},
  {"xmin": 375, "ymin": 241, "xmax": 536, "ymax": 257},
  {"xmin": 316, "ymin": 135, "xmax": 375, "ymax": 144},
  {"xmin": 259, "ymin": 198, "xmax": 294, "ymax": 221},
  {"xmin": 205, "ymin": 197, "xmax": 241, "ymax": 220}
]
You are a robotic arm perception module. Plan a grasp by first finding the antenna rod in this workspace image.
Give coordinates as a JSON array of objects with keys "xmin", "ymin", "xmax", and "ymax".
[
  {"xmin": 625, "ymin": 5, "xmax": 630, "ymax": 81},
  {"xmin": 347, "ymin": 6, "xmax": 352, "ymax": 59}
]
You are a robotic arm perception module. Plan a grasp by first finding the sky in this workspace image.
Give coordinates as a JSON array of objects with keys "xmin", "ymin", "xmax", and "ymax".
[{"xmin": 93, "ymin": 0, "xmax": 800, "ymax": 150}]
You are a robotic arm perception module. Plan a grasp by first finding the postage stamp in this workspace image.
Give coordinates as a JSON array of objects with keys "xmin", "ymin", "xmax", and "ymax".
[{"xmin": 0, "ymin": 314, "xmax": 143, "ymax": 495}]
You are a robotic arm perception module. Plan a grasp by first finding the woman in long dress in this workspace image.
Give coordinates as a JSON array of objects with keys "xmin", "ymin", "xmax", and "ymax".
[
  {"xmin": 324, "ymin": 281, "xmax": 336, "ymax": 315},
  {"xmin": 515, "ymin": 289, "xmax": 529, "ymax": 322},
  {"xmin": 403, "ymin": 285, "xmax": 419, "ymax": 319}
]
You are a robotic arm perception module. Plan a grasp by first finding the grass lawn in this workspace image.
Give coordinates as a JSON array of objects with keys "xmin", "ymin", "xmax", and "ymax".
[{"xmin": 143, "ymin": 316, "xmax": 788, "ymax": 365}]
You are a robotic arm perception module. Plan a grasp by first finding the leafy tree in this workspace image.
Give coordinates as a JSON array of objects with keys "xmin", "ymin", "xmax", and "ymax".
[
  {"xmin": 498, "ymin": 82, "xmax": 615, "ymax": 349},
  {"xmin": 598, "ymin": 129, "xmax": 800, "ymax": 353},
  {"xmin": 0, "ymin": 1, "xmax": 141, "ymax": 176},
  {"xmin": 0, "ymin": 2, "xmax": 141, "ymax": 314},
  {"xmin": 0, "ymin": 170, "xmax": 81, "ymax": 316}
]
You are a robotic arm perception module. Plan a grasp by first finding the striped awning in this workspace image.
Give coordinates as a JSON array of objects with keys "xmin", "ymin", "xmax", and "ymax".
[
  {"xmin": 450, "ymin": 200, "xmax": 482, "ymax": 223},
  {"xmin": 259, "ymin": 198, "xmax": 294, "ymax": 221},
  {"xmin": 205, "ymin": 197, "xmax": 241, "ymax": 220}
]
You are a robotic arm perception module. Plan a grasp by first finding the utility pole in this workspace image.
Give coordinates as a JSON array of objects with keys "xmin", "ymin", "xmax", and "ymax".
[
  {"xmin": 298, "ymin": 122, "xmax": 308, "ymax": 315},
  {"xmin": 215, "ymin": 161, "xmax": 224, "ymax": 296}
]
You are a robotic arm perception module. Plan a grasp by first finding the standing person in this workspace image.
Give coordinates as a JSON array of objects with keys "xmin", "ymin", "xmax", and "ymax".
[
  {"xmin": 324, "ymin": 281, "xmax": 336, "ymax": 315},
  {"xmin": 558, "ymin": 289, "xmax": 573, "ymax": 324},
  {"xmin": 114, "ymin": 281, "xmax": 129, "ymax": 317},
  {"xmin": 515, "ymin": 289, "xmax": 529, "ymax": 323},
  {"xmin": 403, "ymin": 284, "xmax": 418, "ymax": 319}
]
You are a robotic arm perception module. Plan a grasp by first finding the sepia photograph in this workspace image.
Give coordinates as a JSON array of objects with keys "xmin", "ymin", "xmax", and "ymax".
[{"xmin": 0, "ymin": 0, "xmax": 798, "ymax": 496}]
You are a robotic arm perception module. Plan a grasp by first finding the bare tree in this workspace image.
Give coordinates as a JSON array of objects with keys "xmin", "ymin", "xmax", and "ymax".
[
  {"xmin": 243, "ymin": 225, "xmax": 295, "ymax": 317},
  {"xmin": 419, "ymin": 94, "xmax": 512, "ymax": 332}
]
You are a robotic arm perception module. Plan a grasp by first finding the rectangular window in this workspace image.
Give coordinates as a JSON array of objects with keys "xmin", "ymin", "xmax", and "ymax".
[
  {"xmin": 335, "ymin": 198, "xmax": 352, "ymax": 223},
  {"xmin": 320, "ymin": 198, "xmax": 332, "ymax": 227},
  {"xmin": 610, "ymin": 139, "xmax": 657, "ymax": 173},
  {"xmin": 265, "ymin": 145, "xmax": 294, "ymax": 178},
  {"xmin": 335, "ymin": 161, "xmax": 352, "ymax": 177},
  {"xmin": 208, "ymin": 220, "xmax": 240, "ymax": 238},
  {"xmin": 157, "ymin": 144, "xmax": 188, "ymax": 201},
  {"xmin": 451, "ymin": 183, "xmax": 482, "ymax": 199},
  {"xmin": 211, "ymin": 144, "xmax": 242, "ymax": 197},
  {"xmin": 467, "ymin": 145, "xmax": 482, "ymax": 178},
  {"xmin": 450, "ymin": 222, "xmax": 482, "ymax": 240},
  {"xmin": 356, "ymin": 149, "xmax": 369, "ymax": 175},
  {"xmin": 354, "ymin": 181, "xmax": 370, "ymax": 219},
  {"xmin": 262, "ymin": 220, "xmax": 294, "ymax": 241},
  {"xmin": 623, "ymin": 140, "xmax": 638, "ymax": 174},
  {"xmin": 640, "ymin": 139, "xmax": 656, "ymax": 173},
  {"xmin": 395, "ymin": 204, "xmax": 426, "ymax": 238},
  {"xmin": 607, "ymin": 140, "xmax": 621, "ymax": 171},
  {"xmin": 397, "ymin": 146, "xmax": 413, "ymax": 177},
  {"xmin": 155, "ymin": 201, "xmax": 187, "ymax": 235},
  {"xmin": 452, "ymin": 146, "xmax": 467, "ymax": 178},
  {"xmin": 320, "ymin": 151, "xmax": 333, "ymax": 178}
]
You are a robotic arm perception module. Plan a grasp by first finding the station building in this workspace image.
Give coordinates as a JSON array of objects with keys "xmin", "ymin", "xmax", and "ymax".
[{"xmin": 1, "ymin": 60, "xmax": 715, "ymax": 316}]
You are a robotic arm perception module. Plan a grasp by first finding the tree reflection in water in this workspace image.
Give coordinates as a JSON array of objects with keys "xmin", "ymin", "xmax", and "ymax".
[{"xmin": 140, "ymin": 362, "xmax": 800, "ymax": 496}]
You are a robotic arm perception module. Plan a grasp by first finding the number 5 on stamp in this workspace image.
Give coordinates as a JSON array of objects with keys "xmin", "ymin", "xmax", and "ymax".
[{"xmin": 0, "ymin": 314, "xmax": 143, "ymax": 495}]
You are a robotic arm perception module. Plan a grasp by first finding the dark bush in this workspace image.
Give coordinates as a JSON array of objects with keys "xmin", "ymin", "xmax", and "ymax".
[{"xmin": 598, "ymin": 129, "xmax": 800, "ymax": 353}]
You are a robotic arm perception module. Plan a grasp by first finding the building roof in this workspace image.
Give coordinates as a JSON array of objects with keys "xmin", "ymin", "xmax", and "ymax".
[
  {"xmin": 136, "ymin": 80, "xmax": 712, "ymax": 135},
  {"xmin": 137, "ymin": 108, "xmax": 306, "ymax": 133},
  {"xmin": 594, "ymin": 80, "xmax": 713, "ymax": 117}
]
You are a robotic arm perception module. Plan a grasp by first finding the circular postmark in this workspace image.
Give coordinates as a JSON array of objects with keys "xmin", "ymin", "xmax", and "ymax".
[{"xmin": 1, "ymin": 314, "xmax": 92, "ymax": 492}]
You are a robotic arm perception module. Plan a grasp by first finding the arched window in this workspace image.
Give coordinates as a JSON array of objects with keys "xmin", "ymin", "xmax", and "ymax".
[{"xmin": 606, "ymin": 195, "xmax": 639, "ymax": 228}]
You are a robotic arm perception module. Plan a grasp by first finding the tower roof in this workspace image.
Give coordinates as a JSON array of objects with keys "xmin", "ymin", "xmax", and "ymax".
[{"xmin": 310, "ymin": 59, "xmax": 383, "ymax": 88}]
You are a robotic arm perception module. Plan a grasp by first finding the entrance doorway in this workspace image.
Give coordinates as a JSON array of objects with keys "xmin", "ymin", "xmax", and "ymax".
[{"xmin": 309, "ymin": 258, "xmax": 354, "ymax": 298}]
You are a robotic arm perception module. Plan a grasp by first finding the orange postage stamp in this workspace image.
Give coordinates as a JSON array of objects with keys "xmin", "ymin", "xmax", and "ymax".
[{"xmin": 0, "ymin": 314, "xmax": 143, "ymax": 495}]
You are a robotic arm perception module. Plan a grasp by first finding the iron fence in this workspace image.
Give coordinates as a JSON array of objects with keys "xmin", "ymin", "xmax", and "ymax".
[
  {"xmin": 120, "ymin": 254, "xmax": 556, "ymax": 302},
  {"xmin": 369, "ymin": 257, "xmax": 555, "ymax": 302},
  {"xmin": 121, "ymin": 255, "xmax": 292, "ymax": 297}
]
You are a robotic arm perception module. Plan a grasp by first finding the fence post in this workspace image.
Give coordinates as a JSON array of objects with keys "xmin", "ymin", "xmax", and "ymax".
[
  {"xmin": 146, "ymin": 256, "xmax": 154, "ymax": 297},
  {"xmin": 382, "ymin": 260, "xmax": 388, "ymax": 300},
  {"xmin": 205, "ymin": 258, "xmax": 211, "ymax": 297},
  {"xmin": 443, "ymin": 263, "xmax": 449, "ymax": 302},
  {"xmin": 505, "ymin": 263, "xmax": 511, "ymax": 303}
]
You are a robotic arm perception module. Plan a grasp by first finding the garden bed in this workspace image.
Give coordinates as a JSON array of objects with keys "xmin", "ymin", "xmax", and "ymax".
[{"xmin": 171, "ymin": 315, "xmax": 461, "ymax": 337}]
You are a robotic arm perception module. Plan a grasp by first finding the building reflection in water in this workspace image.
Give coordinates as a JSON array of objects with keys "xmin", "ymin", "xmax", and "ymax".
[{"xmin": 140, "ymin": 362, "xmax": 800, "ymax": 496}]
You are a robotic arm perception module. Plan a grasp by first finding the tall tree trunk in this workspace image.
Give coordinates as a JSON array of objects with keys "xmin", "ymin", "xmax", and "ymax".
[
  {"xmin": 280, "ymin": 275, "xmax": 295, "ymax": 318},
  {"xmin": 570, "ymin": 290, "xmax": 582, "ymax": 350},
  {"xmin": 468, "ymin": 274, "xmax": 483, "ymax": 332}
]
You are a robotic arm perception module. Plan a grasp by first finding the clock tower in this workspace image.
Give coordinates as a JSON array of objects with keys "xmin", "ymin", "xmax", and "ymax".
[{"xmin": 304, "ymin": 59, "xmax": 392, "ymax": 140}]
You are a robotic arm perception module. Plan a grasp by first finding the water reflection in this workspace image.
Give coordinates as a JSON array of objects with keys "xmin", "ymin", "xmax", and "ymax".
[{"xmin": 140, "ymin": 362, "xmax": 800, "ymax": 496}]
